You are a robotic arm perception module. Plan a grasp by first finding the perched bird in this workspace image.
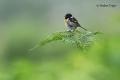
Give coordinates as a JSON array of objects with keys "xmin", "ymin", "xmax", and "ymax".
[{"xmin": 64, "ymin": 13, "xmax": 87, "ymax": 31}]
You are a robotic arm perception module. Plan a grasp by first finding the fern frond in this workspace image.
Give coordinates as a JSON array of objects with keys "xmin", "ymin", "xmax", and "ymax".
[{"xmin": 30, "ymin": 30, "xmax": 101, "ymax": 51}]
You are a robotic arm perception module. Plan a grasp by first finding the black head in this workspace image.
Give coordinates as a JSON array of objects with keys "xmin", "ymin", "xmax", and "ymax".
[{"xmin": 65, "ymin": 13, "xmax": 72, "ymax": 19}]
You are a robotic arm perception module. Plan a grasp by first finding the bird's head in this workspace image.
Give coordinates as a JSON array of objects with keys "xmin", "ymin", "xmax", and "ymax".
[{"xmin": 64, "ymin": 13, "xmax": 72, "ymax": 19}]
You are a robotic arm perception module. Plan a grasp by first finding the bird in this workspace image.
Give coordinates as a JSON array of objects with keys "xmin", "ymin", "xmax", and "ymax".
[{"xmin": 64, "ymin": 13, "xmax": 87, "ymax": 32}]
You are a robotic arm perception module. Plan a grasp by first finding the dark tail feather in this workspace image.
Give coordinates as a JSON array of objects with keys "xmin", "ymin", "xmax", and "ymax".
[
  {"xmin": 77, "ymin": 23, "xmax": 87, "ymax": 31},
  {"xmin": 80, "ymin": 26, "xmax": 87, "ymax": 31},
  {"xmin": 78, "ymin": 24, "xmax": 87, "ymax": 31}
]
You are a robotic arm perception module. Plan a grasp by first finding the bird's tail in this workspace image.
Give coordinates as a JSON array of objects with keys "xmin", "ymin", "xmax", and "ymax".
[
  {"xmin": 78, "ymin": 24, "xmax": 87, "ymax": 31},
  {"xmin": 80, "ymin": 26, "xmax": 87, "ymax": 31}
]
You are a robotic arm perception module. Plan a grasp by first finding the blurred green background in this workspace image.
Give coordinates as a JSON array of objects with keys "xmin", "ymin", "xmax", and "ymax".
[{"xmin": 0, "ymin": 0, "xmax": 120, "ymax": 80}]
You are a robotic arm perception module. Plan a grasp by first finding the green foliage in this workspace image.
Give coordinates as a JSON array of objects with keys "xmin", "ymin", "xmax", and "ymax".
[{"xmin": 30, "ymin": 30, "xmax": 101, "ymax": 51}]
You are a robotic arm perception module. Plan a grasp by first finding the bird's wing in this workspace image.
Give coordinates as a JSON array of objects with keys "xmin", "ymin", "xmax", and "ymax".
[
  {"xmin": 69, "ymin": 17, "xmax": 81, "ymax": 27},
  {"xmin": 70, "ymin": 17, "xmax": 87, "ymax": 31}
]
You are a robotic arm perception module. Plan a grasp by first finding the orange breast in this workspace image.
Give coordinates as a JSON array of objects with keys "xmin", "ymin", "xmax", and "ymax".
[{"xmin": 64, "ymin": 19, "xmax": 67, "ymax": 26}]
